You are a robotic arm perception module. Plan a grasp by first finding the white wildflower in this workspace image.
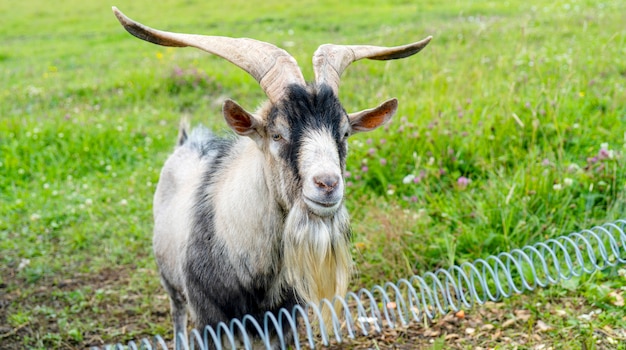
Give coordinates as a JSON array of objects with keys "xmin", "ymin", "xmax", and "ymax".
[
  {"xmin": 402, "ymin": 174, "xmax": 416, "ymax": 184},
  {"xmin": 17, "ymin": 258, "xmax": 31, "ymax": 271},
  {"xmin": 26, "ymin": 86, "xmax": 42, "ymax": 96},
  {"xmin": 567, "ymin": 163, "xmax": 581, "ymax": 172}
]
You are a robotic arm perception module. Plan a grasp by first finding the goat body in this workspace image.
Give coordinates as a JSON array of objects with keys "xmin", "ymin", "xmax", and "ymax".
[
  {"xmin": 112, "ymin": 6, "xmax": 431, "ymax": 343},
  {"xmin": 155, "ymin": 86, "xmax": 355, "ymax": 335},
  {"xmin": 155, "ymin": 127, "xmax": 298, "ymax": 334}
]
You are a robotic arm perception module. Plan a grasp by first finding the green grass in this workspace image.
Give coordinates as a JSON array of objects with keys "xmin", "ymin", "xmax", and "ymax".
[{"xmin": 1, "ymin": 0, "xmax": 625, "ymax": 348}]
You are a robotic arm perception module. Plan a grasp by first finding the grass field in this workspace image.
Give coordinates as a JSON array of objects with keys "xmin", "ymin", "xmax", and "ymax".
[{"xmin": 1, "ymin": 0, "xmax": 626, "ymax": 348}]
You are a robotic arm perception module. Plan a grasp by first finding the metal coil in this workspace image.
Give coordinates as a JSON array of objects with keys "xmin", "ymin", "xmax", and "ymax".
[{"xmin": 97, "ymin": 219, "xmax": 626, "ymax": 350}]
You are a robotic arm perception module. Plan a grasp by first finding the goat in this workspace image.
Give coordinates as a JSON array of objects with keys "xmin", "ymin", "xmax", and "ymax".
[{"xmin": 112, "ymin": 6, "xmax": 431, "ymax": 345}]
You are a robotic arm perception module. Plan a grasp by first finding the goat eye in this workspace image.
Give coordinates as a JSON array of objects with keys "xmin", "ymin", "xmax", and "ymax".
[{"xmin": 271, "ymin": 134, "xmax": 282, "ymax": 141}]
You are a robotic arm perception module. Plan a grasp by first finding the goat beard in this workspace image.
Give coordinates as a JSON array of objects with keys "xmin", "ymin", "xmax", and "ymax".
[{"xmin": 282, "ymin": 200, "xmax": 352, "ymax": 311}]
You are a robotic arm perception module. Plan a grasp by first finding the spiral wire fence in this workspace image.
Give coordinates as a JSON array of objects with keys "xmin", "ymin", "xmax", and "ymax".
[{"xmin": 98, "ymin": 218, "xmax": 626, "ymax": 350}]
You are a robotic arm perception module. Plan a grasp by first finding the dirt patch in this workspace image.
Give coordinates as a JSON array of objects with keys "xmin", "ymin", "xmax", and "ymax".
[{"xmin": 1, "ymin": 264, "xmax": 169, "ymax": 349}]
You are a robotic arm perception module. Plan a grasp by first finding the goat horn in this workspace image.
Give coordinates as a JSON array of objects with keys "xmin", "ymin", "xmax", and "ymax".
[
  {"xmin": 112, "ymin": 7, "xmax": 306, "ymax": 103},
  {"xmin": 312, "ymin": 36, "xmax": 432, "ymax": 95}
]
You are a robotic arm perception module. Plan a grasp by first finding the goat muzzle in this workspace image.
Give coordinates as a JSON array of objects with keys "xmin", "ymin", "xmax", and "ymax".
[{"xmin": 303, "ymin": 173, "xmax": 344, "ymax": 217}]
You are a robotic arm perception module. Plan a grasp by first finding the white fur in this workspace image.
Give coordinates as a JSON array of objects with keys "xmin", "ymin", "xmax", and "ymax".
[
  {"xmin": 283, "ymin": 201, "xmax": 351, "ymax": 305},
  {"xmin": 299, "ymin": 129, "xmax": 344, "ymax": 216},
  {"xmin": 153, "ymin": 145, "xmax": 209, "ymax": 291},
  {"xmin": 211, "ymin": 140, "xmax": 285, "ymax": 291}
]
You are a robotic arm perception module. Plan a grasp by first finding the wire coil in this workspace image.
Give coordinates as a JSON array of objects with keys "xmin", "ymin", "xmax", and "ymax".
[{"xmin": 98, "ymin": 219, "xmax": 626, "ymax": 350}]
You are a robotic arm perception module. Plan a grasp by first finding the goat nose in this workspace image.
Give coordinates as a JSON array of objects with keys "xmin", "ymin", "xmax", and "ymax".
[{"xmin": 313, "ymin": 174, "xmax": 340, "ymax": 193}]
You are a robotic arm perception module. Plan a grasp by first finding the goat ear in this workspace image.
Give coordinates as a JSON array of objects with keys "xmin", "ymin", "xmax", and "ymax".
[
  {"xmin": 348, "ymin": 98, "xmax": 398, "ymax": 133},
  {"xmin": 223, "ymin": 99, "xmax": 262, "ymax": 137}
]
